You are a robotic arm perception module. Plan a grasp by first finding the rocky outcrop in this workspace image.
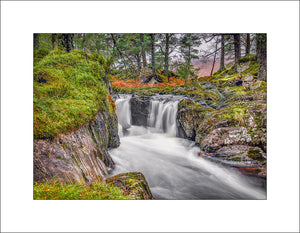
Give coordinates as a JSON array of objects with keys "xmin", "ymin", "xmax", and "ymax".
[
  {"xmin": 177, "ymin": 99, "xmax": 213, "ymax": 140},
  {"xmin": 130, "ymin": 94, "xmax": 151, "ymax": 126},
  {"xmin": 178, "ymin": 98, "xmax": 266, "ymax": 170},
  {"xmin": 34, "ymin": 110, "xmax": 120, "ymax": 184},
  {"xmin": 106, "ymin": 172, "xmax": 153, "ymax": 199}
]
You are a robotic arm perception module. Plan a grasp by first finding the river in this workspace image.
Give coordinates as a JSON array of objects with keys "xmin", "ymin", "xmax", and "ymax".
[{"xmin": 109, "ymin": 95, "xmax": 266, "ymax": 200}]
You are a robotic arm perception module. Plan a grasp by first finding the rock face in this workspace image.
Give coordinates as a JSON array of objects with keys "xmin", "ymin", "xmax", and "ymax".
[
  {"xmin": 178, "ymin": 91, "xmax": 266, "ymax": 172},
  {"xmin": 130, "ymin": 94, "xmax": 151, "ymax": 126},
  {"xmin": 106, "ymin": 172, "xmax": 153, "ymax": 199},
  {"xmin": 177, "ymin": 99, "xmax": 213, "ymax": 140},
  {"xmin": 34, "ymin": 110, "xmax": 120, "ymax": 184}
]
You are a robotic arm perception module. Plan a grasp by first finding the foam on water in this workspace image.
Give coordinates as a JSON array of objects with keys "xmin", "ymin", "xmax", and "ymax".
[{"xmin": 109, "ymin": 95, "xmax": 266, "ymax": 200}]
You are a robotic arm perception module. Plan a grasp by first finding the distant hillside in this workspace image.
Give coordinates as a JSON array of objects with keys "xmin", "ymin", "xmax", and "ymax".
[{"xmin": 192, "ymin": 58, "xmax": 233, "ymax": 77}]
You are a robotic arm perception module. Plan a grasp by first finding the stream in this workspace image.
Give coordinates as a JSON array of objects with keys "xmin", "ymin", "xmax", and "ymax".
[{"xmin": 109, "ymin": 94, "xmax": 266, "ymax": 200}]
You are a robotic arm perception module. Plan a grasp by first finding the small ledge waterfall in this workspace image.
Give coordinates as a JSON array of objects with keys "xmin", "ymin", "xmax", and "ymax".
[
  {"xmin": 110, "ymin": 95, "xmax": 266, "ymax": 200},
  {"xmin": 148, "ymin": 96, "xmax": 179, "ymax": 137}
]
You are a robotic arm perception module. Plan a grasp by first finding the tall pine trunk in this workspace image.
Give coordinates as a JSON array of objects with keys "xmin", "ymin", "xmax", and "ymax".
[
  {"xmin": 52, "ymin": 33, "xmax": 57, "ymax": 50},
  {"xmin": 220, "ymin": 34, "xmax": 225, "ymax": 72},
  {"xmin": 233, "ymin": 34, "xmax": 241, "ymax": 72},
  {"xmin": 246, "ymin": 33, "xmax": 251, "ymax": 55},
  {"xmin": 257, "ymin": 33, "xmax": 267, "ymax": 81},
  {"xmin": 136, "ymin": 54, "xmax": 141, "ymax": 71},
  {"xmin": 210, "ymin": 38, "xmax": 219, "ymax": 76},
  {"xmin": 34, "ymin": 33, "xmax": 39, "ymax": 50},
  {"xmin": 62, "ymin": 34, "xmax": 73, "ymax": 52},
  {"xmin": 164, "ymin": 33, "xmax": 170, "ymax": 81},
  {"xmin": 150, "ymin": 34, "xmax": 157, "ymax": 80},
  {"xmin": 140, "ymin": 34, "xmax": 147, "ymax": 68}
]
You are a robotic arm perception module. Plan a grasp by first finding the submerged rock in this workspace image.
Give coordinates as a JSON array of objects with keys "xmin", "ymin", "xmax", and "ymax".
[
  {"xmin": 106, "ymin": 172, "xmax": 153, "ymax": 199},
  {"xmin": 130, "ymin": 94, "xmax": 151, "ymax": 126}
]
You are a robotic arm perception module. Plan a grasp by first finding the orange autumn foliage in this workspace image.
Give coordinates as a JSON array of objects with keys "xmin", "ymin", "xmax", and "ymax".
[{"xmin": 111, "ymin": 76, "xmax": 185, "ymax": 89}]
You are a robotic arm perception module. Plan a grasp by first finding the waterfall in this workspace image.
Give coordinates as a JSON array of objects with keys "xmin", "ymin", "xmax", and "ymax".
[
  {"xmin": 115, "ymin": 94, "xmax": 180, "ymax": 137},
  {"xmin": 111, "ymin": 94, "xmax": 266, "ymax": 200},
  {"xmin": 115, "ymin": 94, "xmax": 132, "ymax": 137},
  {"xmin": 148, "ymin": 99, "xmax": 179, "ymax": 136}
]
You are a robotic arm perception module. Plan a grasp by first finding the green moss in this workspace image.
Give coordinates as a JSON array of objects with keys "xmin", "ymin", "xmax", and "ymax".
[
  {"xmin": 179, "ymin": 99, "xmax": 213, "ymax": 113},
  {"xmin": 238, "ymin": 54, "xmax": 257, "ymax": 63},
  {"xmin": 215, "ymin": 105, "xmax": 247, "ymax": 126},
  {"xmin": 34, "ymin": 48, "xmax": 50, "ymax": 64},
  {"xmin": 34, "ymin": 179, "xmax": 133, "ymax": 200},
  {"xmin": 227, "ymin": 152, "xmax": 244, "ymax": 159},
  {"xmin": 212, "ymin": 64, "xmax": 236, "ymax": 79},
  {"xmin": 247, "ymin": 148, "xmax": 265, "ymax": 162},
  {"xmin": 241, "ymin": 62, "xmax": 259, "ymax": 76},
  {"xmin": 34, "ymin": 50, "xmax": 109, "ymax": 140},
  {"xmin": 230, "ymin": 157, "xmax": 241, "ymax": 161}
]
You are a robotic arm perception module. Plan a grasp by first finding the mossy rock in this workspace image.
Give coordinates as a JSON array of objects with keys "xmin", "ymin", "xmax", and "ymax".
[
  {"xmin": 106, "ymin": 172, "xmax": 153, "ymax": 200},
  {"xmin": 247, "ymin": 147, "xmax": 265, "ymax": 162},
  {"xmin": 238, "ymin": 54, "xmax": 257, "ymax": 63},
  {"xmin": 34, "ymin": 50, "xmax": 110, "ymax": 140}
]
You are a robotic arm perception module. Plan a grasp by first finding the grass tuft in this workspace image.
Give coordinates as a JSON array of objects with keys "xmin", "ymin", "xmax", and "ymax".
[{"xmin": 34, "ymin": 179, "xmax": 133, "ymax": 200}]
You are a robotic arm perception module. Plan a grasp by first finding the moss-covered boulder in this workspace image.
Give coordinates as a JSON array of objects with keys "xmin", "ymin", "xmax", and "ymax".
[
  {"xmin": 106, "ymin": 172, "xmax": 153, "ymax": 200},
  {"xmin": 34, "ymin": 50, "xmax": 120, "ymax": 185},
  {"xmin": 177, "ymin": 58, "xmax": 266, "ymax": 169},
  {"xmin": 177, "ymin": 99, "xmax": 214, "ymax": 140}
]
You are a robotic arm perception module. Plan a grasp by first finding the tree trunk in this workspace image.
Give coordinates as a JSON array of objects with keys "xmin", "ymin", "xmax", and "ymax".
[
  {"xmin": 164, "ymin": 33, "xmax": 170, "ymax": 81},
  {"xmin": 150, "ymin": 34, "xmax": 157, "ymax": 80},
  {"xmin": 34, "ymin": 33, "xmax": 39, "ymax": 50},
  {"xmin": 233, "ymin": 34, "xmax": 241, "ymax": 72},
  {"xmin": 140, "ymin": 34, "xmax": 147, "ymax": 68},
  {"xmin": 257, "ymin": 33, "xmax": 267, "ymax": 81},
  {"xmin": 220, "ymin": 34, "xmax": 225, "ymax": 72},
  {"xmin": 246, "ymin": 33, "xmax": 251, "ymax": 55},
  {"xmin": 210, "ymin": 38, "xmax": 219, "ymax": 76},
  {"xmin": 52, "ymin": 34, "xmax": 57, "ymax": 50},
  {"xmin": 81, "ymin": 33, "xmax": 86, "ymax": 51},
  {"xmin": 136, "ymin": 54, "xmax": 141, "ymax": 71},
  {"xmin": 62, "ymin": 34, "xmax": 73, "ymax": 52}
]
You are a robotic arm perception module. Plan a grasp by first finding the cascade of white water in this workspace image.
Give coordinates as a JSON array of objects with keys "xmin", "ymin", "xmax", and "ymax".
[
  {"xmin": 111, "ymin": 95, "xmax": 266, "ymax": 200},
  {"xmin": 115, "ymin": 95, "xmax": 132, "ymax": 136},
  {"xmin": 148, "ymin": 99, "xmax": 179, "ymax": 136},
  {"xmin": 115, "ymin": 94, "xmax": 179, "ymax": 137}
]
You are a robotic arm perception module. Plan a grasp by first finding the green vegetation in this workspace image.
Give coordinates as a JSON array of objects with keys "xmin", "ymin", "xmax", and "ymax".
[
  {"xmin": 238, "ymin": 54, "xmax": 257, "ymax": 63},
  {"xmin": 34, "ymin": 179, "xmax": 133, "ymax": 200},
  {"xmin": 34, "ymin": 50, "xmax": 111, "ymax": 139},
  {"xmin": 34, "ymin": 48, "xmax": 50, "ymax": 64},
  {"xmin": 179, "ymin": 99, "xmax": 214, "ymax": 113},
  {"xmin": 247, "ymin": 148, "xmax": 265, "ymax": 162}
]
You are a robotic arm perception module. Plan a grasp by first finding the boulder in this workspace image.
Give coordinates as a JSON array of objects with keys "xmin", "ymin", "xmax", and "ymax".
[
  {"xmin": 201, "ymin": 127, "xmax": 252, "ymax": 152},
  {"xmin": 106, "ymin": 172, "xmax": 153, "ymax": 199},
  {"xmin": 250, "ymin": 80, "xmax": 262, "ymax": 90},
  {"xmin": 242, "ymin": 74, "xmax": 255, "ymax": 89},
  {"xmin": 214, "ymin": 145, "xmax": 266, "ymax": 165},
  {"xmin": 237, "ymin": 61, "xmax": 251, "ymax": 73}
]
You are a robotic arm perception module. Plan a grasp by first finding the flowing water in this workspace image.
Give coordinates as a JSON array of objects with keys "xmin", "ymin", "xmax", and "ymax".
[{"xmin": 109, "ymin": 94, "xmax": 266, "ymax": 200}]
